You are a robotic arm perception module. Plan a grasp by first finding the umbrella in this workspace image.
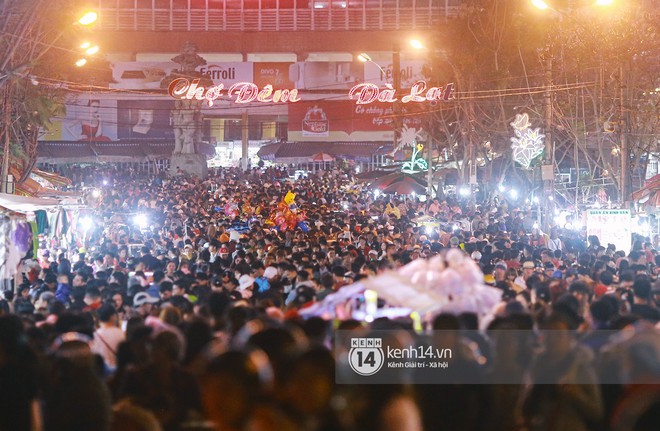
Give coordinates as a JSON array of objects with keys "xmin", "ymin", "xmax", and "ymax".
[
  {"xmin": 632, "ymin": 173, "xmax": 660, "ymax": 202},
  {"xmin": 382, "ymin": 180, "xmax": 427, "ymax": 195},
  {"xmin": 311, "ymin": 152, "xmax": 335, "ymax": 162}
]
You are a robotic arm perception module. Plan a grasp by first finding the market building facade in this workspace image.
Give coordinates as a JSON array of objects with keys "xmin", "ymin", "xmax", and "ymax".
[{"xmin": 37, "ymin": 0, "xmax": 461, "ymax": 170}]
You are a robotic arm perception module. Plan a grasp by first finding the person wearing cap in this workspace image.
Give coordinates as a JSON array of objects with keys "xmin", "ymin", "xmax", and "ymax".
[
  {"xmin": 515, "ymin": 260, "xmax": 536, "ymax": 288},
  {"xmin": 133, "ymin": 292, "xmax": 159, "ymax": 317},
  {"xmin": 237, "ymin": 274, "xmax": 255, "ymax": 299}
]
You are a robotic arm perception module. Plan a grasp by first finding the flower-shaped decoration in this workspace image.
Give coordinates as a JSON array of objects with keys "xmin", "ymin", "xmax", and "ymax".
[
  {"xmin": 401, "ymin": 143, "xmax": 429, "ymax": 173},
  {"xmin": 510, "ymin": 113, "xmax": 545, "ymax": 169}
]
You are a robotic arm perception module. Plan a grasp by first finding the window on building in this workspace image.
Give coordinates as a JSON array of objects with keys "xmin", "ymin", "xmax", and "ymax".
[
  {"xmin": 223, "ymin": 119, "xmax": 264, "ymax": 141},
  {"xmin": 224, "ymin": 119, "xmax": 242, "ymax": 141}
]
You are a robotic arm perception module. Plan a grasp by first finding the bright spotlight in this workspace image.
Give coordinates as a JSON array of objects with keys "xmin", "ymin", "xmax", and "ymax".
[
  {"xmin": 85, "ymin": 45, "xmax": 99, "ymax": 55},
  {"xmin": 409, "ymin": 39, "xmax": 425, "ymax": 50},
  {"xmin": 79, "ymin": 216, "xmax": 93, "ymax": 231},
  {"xmin": 531, "ymin": 0, "xmax": 549, "ymax": 10},
  {"xmin": 548, "ymin": 195, "xmax": 554, "ymax": 201},
  {"xmin": 91, "ymin": 189, "xmax": 100, "ymax": 198},
  {"xmin": 374, "ymin": 189, "xmax": 381, "ymax": 198},
  {"xmin": 134, "ymin": 214, "xmax": 148, "ymax": 229},
  {"xmin": 498, "ymin": 185, "xmax": 506, "ymax": 193},
  {"xmin": 533, "ymin": 222, "xmax": 539, "ymax": 230},
  {"xmin": 425, "ymin": 225, "xmax": 432, "ymax": 235},
  {"xmin": 357, "ymin": 53, "xmax": 372, "ymax": 63},
  {"xmin": 459, "ymin": 186, "xmax": 471, "ymax": 197},
  {"xmin": 103, "ymin": 180, "xmax": 109, "ymax": 186},
  {"xmin": 80, "ymin": 42, "xmax": 91, "ymax": 49},
  {"xmin": 78, "ymin": 11, "xmax": 98, "ymax": 26},
  {"xmin": 532, "ymin": 196, "xmax": 540, "ymax": 204},
  {"xmin": 595, "ymin": 0, "xmax": 614, "ymax": 6},
  {"xmin": 509, "ymin": 189, "xmax": 519, "ymax": 200},
  {"xmin": 75, "ymin": 58, "xmax": 87, "ymax": 67}
]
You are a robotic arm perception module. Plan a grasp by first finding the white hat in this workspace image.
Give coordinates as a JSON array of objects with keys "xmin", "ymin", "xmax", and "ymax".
[
  {"xmin": 238, "ymin": 274, "xmax": 255, "ymax": 291},
  {"xmin": 263, "ymin": 266, "xmax": 278, "ymax": 280},
  {"xmin": 133, "ymin": 292, "xmax": 159, "ymax": 307}
]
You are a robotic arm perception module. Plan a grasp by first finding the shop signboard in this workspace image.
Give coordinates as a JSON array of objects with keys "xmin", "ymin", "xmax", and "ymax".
[{"xmin": 586, "ymin": 209, "xmax": 631, "ymax": 254}]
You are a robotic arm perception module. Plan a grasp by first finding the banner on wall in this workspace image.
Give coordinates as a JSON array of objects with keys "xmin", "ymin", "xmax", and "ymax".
[
  {"xmin": 288, "ymin": 61, "xmax": 365, "ymax": 90},
  {"xmin": 117, "ymin": 100, "xmax": 175, "ymax": 140},
  {"xmin": 288, "ymin": 100, "xmax": 423, "ymax": 141},
  {"xmin": 111, "ymin": 62, "xmax": 254, "ymax": 90},
  {"xmin": 112, "ymin": 60, "xmax": 429, "ymax": 91},
  {"xmin": 362, "ymin": 60, "xmax": 426, "ymax": 88},
  {"xmin": 253, "ymin": 62, "xmax": 295, "ymax": 89},
  {"xmin": 61, "ymin": 98, "xmax": 117, "ymax": 141},
  {"xmin": 586, "ymin": 209, "xmax": 631, "ymax": 254}
]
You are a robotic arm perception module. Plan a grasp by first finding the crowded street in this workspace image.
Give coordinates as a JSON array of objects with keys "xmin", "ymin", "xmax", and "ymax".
[
  {"xmin": 1, "ymin": 165, "xmax": 659, "ymax": 431},
  {"xmin": 1, "ymin": 0, "xmax": 659, "ymax": 429}
]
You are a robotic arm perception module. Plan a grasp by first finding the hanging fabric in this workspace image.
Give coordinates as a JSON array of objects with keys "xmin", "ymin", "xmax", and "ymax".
[
  {"xmin": 35, "ymin": 209, "xmax": 49, "ymax": 234},
  {"xmin": 30, "ymin": 220, "xmax": 39, "ymax": 259}
]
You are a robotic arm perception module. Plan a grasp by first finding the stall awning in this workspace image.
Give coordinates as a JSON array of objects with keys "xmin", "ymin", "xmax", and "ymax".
[
  {"xmin": 0, "ymin": 193, "xmax": 60, "ymax": 213},
  {"xmin": 257, "ymin": 141, "xmax": 392, "ymax": 163},
  {"xmin": 37, "ymin": 140, "xmax": 215, "ymax": 163}
]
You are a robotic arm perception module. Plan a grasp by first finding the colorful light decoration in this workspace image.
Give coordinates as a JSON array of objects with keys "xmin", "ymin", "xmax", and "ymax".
[
  {"xmin": 168, "ymin": 78, "xmax": 301, "ymax": 106},
  {"xmin": 349, "ymin": 81, "xmax": 455, "ymax": 105},
  {"xmin": 510, "ymin": 113, "xmax": 545, "ymax": 169},
  {"xmin": 401, "ymin": 143, "xmax": 428, "ymax": 173}
]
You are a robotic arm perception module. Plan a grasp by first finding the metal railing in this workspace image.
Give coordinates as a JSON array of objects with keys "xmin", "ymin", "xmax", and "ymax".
[{"xmin": 95, "ymin": 0, "xmax": 461, "ymax": 32}]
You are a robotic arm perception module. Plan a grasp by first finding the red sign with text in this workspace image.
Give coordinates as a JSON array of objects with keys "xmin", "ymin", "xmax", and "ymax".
[{"xmin": 288, "ymin": 100, "xmax": 423, "ymax": 135}]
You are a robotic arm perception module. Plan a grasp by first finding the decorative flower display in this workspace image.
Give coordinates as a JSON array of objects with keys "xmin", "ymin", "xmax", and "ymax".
[{"xmin": 510, "ymin": 113, "xmax": 545, "ymax": 169}]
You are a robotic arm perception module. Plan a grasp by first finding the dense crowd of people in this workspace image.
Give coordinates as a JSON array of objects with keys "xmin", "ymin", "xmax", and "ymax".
[{"xmin": 1, "ymin": 165, "xmax": 659, "ymax": 431}]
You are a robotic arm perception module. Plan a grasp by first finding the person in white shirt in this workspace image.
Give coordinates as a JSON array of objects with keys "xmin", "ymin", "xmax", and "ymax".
[{"xmin": 92, "ymin": 304, "xmax": 125, "ymax": 370}]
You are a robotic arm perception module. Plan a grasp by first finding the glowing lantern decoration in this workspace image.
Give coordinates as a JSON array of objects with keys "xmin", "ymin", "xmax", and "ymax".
[{"xmin": 510, "ymin": 113, "xmax": 545, "ymax": 169}]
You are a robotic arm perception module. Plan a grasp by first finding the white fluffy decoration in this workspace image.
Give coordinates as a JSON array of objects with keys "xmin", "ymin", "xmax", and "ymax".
[{"xmin": 301, "ymin": 249, "xmax": 502, "ymax": 320}]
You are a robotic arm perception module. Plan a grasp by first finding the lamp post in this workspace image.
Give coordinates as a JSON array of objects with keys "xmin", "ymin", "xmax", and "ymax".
[
  {"xmin": 531, "ymin": 0, "xmax": 615, "ymax": 228},
  {"xmin": 358, "ymin": 47, "xmax": 402, "ymax": 169}
]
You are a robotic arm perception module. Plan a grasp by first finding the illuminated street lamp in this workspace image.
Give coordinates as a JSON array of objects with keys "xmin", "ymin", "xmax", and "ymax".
[
  {"xmin": 531, "ymin": 0, "xmax": 549, "ymax": 10},
  {"xmin": 530, "ymin": 0, "xmax": 617, "ymax": 224},
  {"xmin": 78, "ymin": 11, "xmax": 98, "ymax": 26},
  {"xmin": 409, "ymin": 39, "xmax": 425, "ymax": 50}
]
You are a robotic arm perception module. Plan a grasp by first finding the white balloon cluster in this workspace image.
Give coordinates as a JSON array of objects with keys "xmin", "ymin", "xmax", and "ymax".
[
  {"xmin": 368, "ymin": 249, "xmax": 501, "ymax": 318},
  {"xmin": 302, "ymin": 249, "xmax": 502, "ymax": 321}
]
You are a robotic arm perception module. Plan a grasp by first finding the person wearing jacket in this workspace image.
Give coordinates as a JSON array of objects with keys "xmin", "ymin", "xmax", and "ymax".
[{"xmin": 55, "ymin": 274, "xmax": 71, "ymax": 305}]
